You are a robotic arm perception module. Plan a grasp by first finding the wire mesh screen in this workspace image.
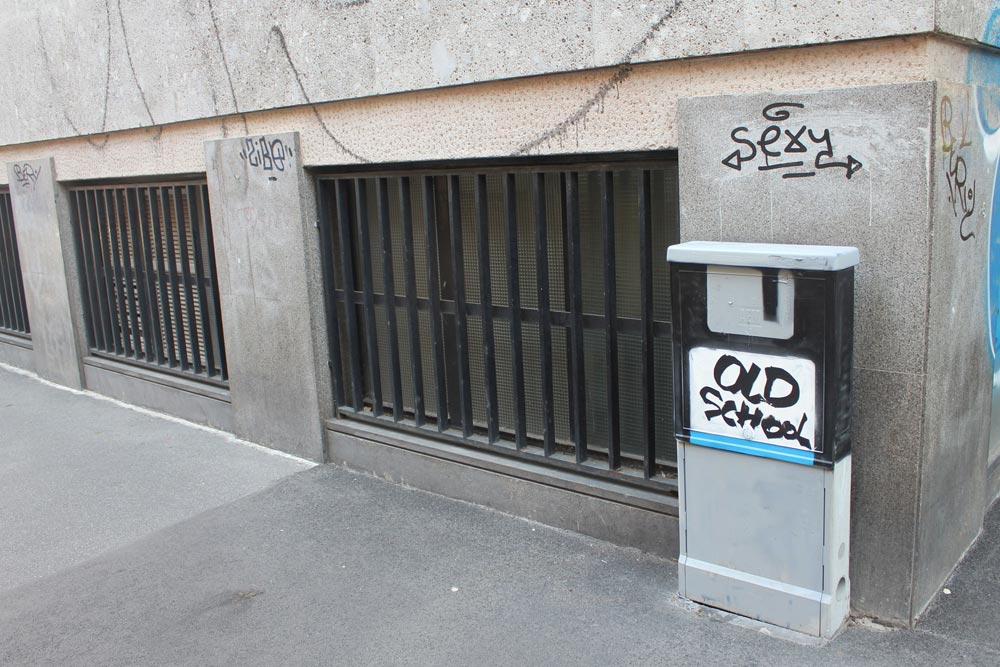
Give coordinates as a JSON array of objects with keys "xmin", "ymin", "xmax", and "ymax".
[
  {"xmin": 69, "ymin": 182, "xmax": 228, "ymax": 385},
  {"xmin": 0, "ymin": 190, "xmax": 30, "ymax": 338},
  {"xmin": 319, "ymin": 162, "xmax": 678, "ymax": 483}
]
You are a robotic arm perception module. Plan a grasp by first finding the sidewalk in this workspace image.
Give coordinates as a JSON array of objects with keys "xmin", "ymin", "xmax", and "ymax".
[{"xmin": 0, "ymin": 365, "xmax": 997, "ymax": 666}]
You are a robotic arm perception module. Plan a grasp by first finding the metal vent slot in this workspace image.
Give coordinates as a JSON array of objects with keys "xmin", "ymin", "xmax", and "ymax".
[
  {"xmin": 69, "ymin": 182, "xmax": 227, "ymax": 386},
  {"xmin": 319, "ymin": 161, "xmax": 679, "ymax": 488}
]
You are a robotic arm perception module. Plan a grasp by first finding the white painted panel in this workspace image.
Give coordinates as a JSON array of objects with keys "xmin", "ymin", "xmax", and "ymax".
[{"xmin": 689, "ymin": 346, "xmax": 817, "ymax": 451}]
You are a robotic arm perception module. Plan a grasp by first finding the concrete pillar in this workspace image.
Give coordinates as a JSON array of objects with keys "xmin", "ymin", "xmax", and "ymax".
[
  {"xmin": 677, "ymin": 83, "xmax": 937, "ymax": 624},
  {"xmin": 5, "ymin": 158, "xmax": 86, "ymax": 388},
  {"xmin": 204, "ymin": 132, "xmax": 332, "ymax": 461}
]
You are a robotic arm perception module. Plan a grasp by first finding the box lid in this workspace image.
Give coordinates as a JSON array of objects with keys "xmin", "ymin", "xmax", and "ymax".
[{"xmin": 667, "ymin": 241, "xmax": 859, "ymax": 271}]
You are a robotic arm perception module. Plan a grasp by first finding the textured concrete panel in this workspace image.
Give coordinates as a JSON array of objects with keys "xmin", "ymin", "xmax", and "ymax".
[
  {"xmin": 911, "ymin": 81, "xmax": 995, "ymax": 621},
  {"xmin": 848, "ymin": 367, "xmax": 925, "ymax": 622},
  {"xmin": 937, "ymin": 0, "xmax": 1000, "ymax": 48},
  {"xmin": 5, "ymin": 158, "xmax": 86, "ymax": 388},
  {"xmin": 0, "ymin": 1, "xmax": 936, "ymax": 147},
  {"xmin": 82, "ymin": 358, "xmax": 232, "ymax": 432},
  {"xmin": 0, "ymin": 37, "xmax": 930, "ymax": 185},
  {"xmin": 327, "ymin": 430, "xmax": 679, "ymax": 560},
  {"xmin": 205, "ymin": 132, "xmax": 331, "ymax": 461},
  {"xmin": 677, "ymin": 83, "xmax": 935, "ymax": 624}
]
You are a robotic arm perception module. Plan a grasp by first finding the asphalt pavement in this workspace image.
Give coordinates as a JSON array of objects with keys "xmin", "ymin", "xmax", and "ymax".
[{"xmin": 0, "ymin": 364, "xmax": 998, "ymax": 666}]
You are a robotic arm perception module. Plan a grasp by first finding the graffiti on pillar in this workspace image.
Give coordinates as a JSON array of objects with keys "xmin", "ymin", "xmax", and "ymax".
[
  {"xmin": 940, "ymin": 95, "xmax": 978, "ymax": 240},
  {"xmin": 689, "ymin": 346, "xmax": 817, "ymax": 451},
  {"xmin": 721, "ymin": 102, "xmax": 863, "ymax": 180},
  {"xmin": 12, "ymin": 163, "xmax": 41, "ymax": 190},
  {"xmin": 965, "ymin": 5, "xmax": 1000, "ymax": 463},
  {"xmin": 239, "ymin": 136, "xmax": 294, "ymax": 181}
]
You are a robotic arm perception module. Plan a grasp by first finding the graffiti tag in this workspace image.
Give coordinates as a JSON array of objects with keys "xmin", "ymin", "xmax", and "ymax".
[
  {"xmin": 12, "ymin": 163, "xmax": 41, "ymax": 190},
  {"xmin": 940, "ymin": 95, "xmax": 978, "ymax": 241},
  {"xmin": 239, "ymin": 137, "xmax": 294, "ymax": 181},
  {"xmin": 721, "ymin": 102, "xmax": 863, "ymax": 180},
  {"xmin": 690, "ymin": 347, "xmax": 817, "ymax": 452}
]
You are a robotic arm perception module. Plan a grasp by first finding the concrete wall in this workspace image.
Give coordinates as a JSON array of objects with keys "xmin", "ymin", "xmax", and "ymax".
[
  {"xmin": 204, "ymin": 132, "xmax": 331, "ymax": 461},
  {"xmin": 677, "ymin": 82, "xmax": 935, "ymax": 623},
  {"xmin": 5, "ymin": 158, "xmax": 86, "ymax": 388},
  {"xmin": 911, "ymin": 80, "xmax": 997, "ymax": 621},
  {"xmin": 0, "ymin": 0, "xmax": 938, "ymax": 148},
  {"xmin": 0, "ymin": 37, "xmax": 933, "ymax": 185}
]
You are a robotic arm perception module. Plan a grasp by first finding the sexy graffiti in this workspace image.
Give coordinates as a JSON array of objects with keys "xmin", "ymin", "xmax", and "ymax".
[{"xmin": 721, "ymin": 102, "xmax": 863, "ymax": 181}]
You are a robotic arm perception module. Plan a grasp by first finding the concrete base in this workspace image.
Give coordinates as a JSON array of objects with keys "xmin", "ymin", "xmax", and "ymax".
[
  {"xmin": 0, "ymin": 333, "xmax": 32, "ymax": 372},
  {"xmin": 326, "ymin": 420, "xmax": 680, "ymax": 560},
  {"xmin": 82, "ymin": 356, "xmax": 232, "ymax": 431}
]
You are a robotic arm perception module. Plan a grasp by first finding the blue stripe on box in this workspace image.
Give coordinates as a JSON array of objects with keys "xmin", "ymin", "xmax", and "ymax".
[{"xmin": 688, "ymin": 430, "xmax": 816, "ymax": 466}]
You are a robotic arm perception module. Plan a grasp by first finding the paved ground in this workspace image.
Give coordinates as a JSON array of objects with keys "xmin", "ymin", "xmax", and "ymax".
[{"xmin": 1, "ymin": 366, "xmax": 999, "ymax": 666}]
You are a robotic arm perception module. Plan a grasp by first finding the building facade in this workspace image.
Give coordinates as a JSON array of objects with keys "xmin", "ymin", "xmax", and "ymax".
[{"xmin": 1, "ymin": 0, "xmax": 999, "ymax": 627}]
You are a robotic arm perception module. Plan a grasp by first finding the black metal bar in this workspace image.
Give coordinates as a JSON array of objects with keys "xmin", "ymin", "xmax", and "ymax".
[
  {"xmin": 474, "ymin": 175, "xmax": 500, "ymax": 443},
  {"xmin": 187, "ymin": 184, "xmax": 214, "ymax": 374},
  {"xmin": 423, "ymin": 176, "xmax": 448, "ymax": 431},
  {"xmin": 0, "ymin": 196, "xmax": 20, "ymax": 333},
  {"xmin": 2, "ymin": 196, "xmax": 30, "ymax": 335},
  {"xmin": 162, "ymin": 187, "xmax": 189, "ymax": 369},
  {"xmin": 317, "ymin": 181, "xmax": 346, "ymax": 408},
  {"xmin": 331, "ymin": 288, "xmax": 672, "ymax": 336},
  {"xmin": 73, "ymin": 191, "xmax": 101, "ymax": 348},
  {"xmin": 174, "ymin": 186, "xmax": 202, "ymax": 374},
  {"xmin": 336, "ymin": 180, "xmax": 364, "ymax": 411},
  {"xmin": 86, "ymin": 190, "xmax": 117, "ymax": 354},
  {"xmin": 0, "ymin": 195, "xmax": 17, "ymax": 332},
  {"xmin": 136, "ymin": 189, "xmax": 165, "ymax": 365},
  {"xmin": 565, "ymin": 172, "xmax": 587, "ymax": 462},
  {"xmin": 602, "ymin": 171, "xmax": 621, "ymax": 469},
  {"xmin": 111, "ymin": 189, "xmax": 139, "ymax": 358},
  {"xmin": 377, "ymin": 178, "xmax": 404, "ymax": 421},
  {"xmin": 101, "ymin": 190, "xmax": 132, "ymax": 357},
  {"xmin": 399, "ymin": 177, "xmax": 426, "ymax": 426},
  {"xmin": 126, "ymin": 188, "xmax": 156, "ymax": 362},
  {"xmin": 9, "ymin": 200, "xmax": 29, "ymax": 333},
  {"xmin": 505, "ymin": 174, "xmax": 527, "ymax": 449},
  {"xmin": 149, "ymin": 188, "xmax": 175, "ymax": 365},
  {"xmin": 93, "ymin": 190, "xmax": 125, "ymax": 356},
  {"xmin": 534, "ymin": 173, "xmax": 555, "ymax": 456},
  {"xmin": 448, "ymin": 175, "xmax": 473, "ymax": 436},
  {"xmin": 639, "ymin": 170, "xmax": 656, "ymax": 479},
  {"xmin": 355, "ymin": 178, "xmax": 383, "ymax": 416},
  {"xmin": 198, "ymin": 185, "xmax": 228, "ymax": 380}
]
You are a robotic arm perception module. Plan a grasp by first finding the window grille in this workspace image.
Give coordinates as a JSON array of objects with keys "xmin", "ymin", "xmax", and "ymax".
[
  {"xmin": 69, "ymin": 182, "xmax": 227, "ymax": 385},
  {"xmin": 0, "ymin": 190, "xmax": 30, "ymax": 338},
  {"xmin": 319, "ymin": 160, "xmax": 678, "ymax": 486}
]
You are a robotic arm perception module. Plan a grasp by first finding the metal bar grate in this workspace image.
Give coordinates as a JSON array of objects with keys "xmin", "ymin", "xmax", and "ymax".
[
  {"xmin": 0, "ymin": 190, "xmax": 30, "ymax": 338},
  {"xmin": 69, "ymin": 182, "xmax": 228, "ymax": 385},
  {"xmin": 318, "ymin": 162, "xmax": 678, "ymax": 487}
]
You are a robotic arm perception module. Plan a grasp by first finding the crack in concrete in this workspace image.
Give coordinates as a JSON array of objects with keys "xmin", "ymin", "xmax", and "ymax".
[
  {"xmin": 207, "ymin": 0, "xmax": 249, "ymax": 136},
  {"xmin": 268, "ymin": 25, "xmax": 370, "ymax": 163},
  {"xmin": 116, "ymin": 0, "xmax": 156, "ymax": 129},
  {"xmin": 33, "ymin": 11, "xmax": 110, "ymax": 149},
  {"xmin": 99, "ymin": 0, "xmax": 112, "ymax": 134},
  {"xmin": 513, "ymin": 0, "xmax": 682, "ymax": 156}
]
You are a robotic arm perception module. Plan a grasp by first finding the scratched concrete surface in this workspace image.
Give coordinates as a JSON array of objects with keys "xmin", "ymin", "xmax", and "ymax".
[{"xmin": 0, "ymin": 365, "xmax": 999, "ymax": 665}]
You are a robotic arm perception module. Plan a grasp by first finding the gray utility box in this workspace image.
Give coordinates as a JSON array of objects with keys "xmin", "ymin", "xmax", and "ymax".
[{"xmin": 668, "ymin": 241, "xmax": 858, "ymax": 638}]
